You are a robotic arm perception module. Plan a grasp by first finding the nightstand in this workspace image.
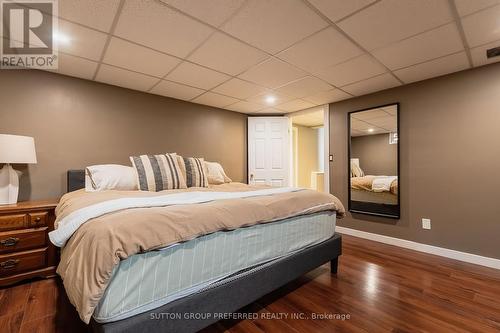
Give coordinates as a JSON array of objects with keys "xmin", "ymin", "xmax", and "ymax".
[{"xmin": 0, "ymin": 200, "xmax": 59, "ymax": 287}]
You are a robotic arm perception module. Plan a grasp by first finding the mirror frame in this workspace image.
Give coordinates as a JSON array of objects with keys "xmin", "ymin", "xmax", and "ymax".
[{"xmin": 347, "ymin": 102, "xmax": 400, "ymax": 219}]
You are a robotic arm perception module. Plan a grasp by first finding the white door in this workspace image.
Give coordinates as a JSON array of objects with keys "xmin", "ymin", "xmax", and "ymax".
[{"xmin": 248, "ymin": 117, "xmax": 290, "ymax": 187}]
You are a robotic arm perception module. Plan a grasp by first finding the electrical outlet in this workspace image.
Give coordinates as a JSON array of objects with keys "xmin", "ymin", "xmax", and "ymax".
[{"xmin": 422, "ymin": 218, "xmax": 431, "ymax": 230}]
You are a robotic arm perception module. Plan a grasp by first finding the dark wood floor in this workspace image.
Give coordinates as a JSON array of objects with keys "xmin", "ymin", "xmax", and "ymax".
[{"xmin": 1, "ymin": 234, "xmax": 499, "ymax": 333}]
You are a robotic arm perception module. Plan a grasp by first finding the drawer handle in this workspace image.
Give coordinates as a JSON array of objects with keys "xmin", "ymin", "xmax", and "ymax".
[
  {"xmin": 0, "ymin": 237, "xmax": 19, "ymax": 247},
  {"xmin": 0, "ymin": 259, "xmax": 19, "ymax": 269},
  {"xmin": 34, "ymin": 217, "xmax": 42, "ymax": 223}
]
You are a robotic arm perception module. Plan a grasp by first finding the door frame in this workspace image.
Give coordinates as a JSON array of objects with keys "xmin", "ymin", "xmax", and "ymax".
[
  {"xmin": 291, "ymin": 127, "xmax": 299, "ymax": 186},
  {"xmin": 323, "ymin": 104, "xmax": 330, "ymax": 193}
]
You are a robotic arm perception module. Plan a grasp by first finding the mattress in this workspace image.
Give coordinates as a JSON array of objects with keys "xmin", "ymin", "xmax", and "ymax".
[{"xmin": 93, "ymin": 211, "xmax": 336, "ymax": 323}]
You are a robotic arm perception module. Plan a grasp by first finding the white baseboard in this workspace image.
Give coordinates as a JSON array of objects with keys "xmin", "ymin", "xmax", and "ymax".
[{"xmin": 336, "ymin": 226, "xmax": 500, "ymax": 270}]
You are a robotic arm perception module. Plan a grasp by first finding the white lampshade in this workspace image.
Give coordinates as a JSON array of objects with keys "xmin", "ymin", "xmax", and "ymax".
[{"xmin": 0, "ymin": 134, "xmax": 37, "ymax": 164}]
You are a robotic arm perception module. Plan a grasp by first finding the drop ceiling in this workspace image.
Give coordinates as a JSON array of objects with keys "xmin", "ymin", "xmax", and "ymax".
[
  {"xmin": 351, "ymin": 105, "xmax": 397, "ymax": 136},
  {"xmin": 6, "ymin": 0, "xmax": 500, "ymax": 114}
]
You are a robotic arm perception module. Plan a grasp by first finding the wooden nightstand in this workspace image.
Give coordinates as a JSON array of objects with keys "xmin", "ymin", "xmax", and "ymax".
[{"xmin": 0, "ymin": 200, "xmax": 59, "ymax": 287}]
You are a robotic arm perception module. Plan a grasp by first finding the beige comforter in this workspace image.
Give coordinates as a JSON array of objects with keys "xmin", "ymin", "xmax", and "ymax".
[
  {"xmin": 351, "ymin": 176, "xmax": 398, "ymax": 195},
  {"xmin": 55, "ymin": 183, "xmax": 345, "ymax": 323}
]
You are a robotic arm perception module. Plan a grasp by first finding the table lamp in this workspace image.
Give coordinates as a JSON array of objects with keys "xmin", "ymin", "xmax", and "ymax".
[{"xmin": 0, "ymin": 134, "xmax": 37, "ymax": 205}]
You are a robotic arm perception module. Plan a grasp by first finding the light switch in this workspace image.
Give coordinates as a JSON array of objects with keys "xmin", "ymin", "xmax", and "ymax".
[{"xmin": 329, "ymin": 155, "xmax": 333, "ymax": 162}]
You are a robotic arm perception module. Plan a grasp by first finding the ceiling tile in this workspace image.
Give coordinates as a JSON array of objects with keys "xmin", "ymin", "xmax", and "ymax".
[
  {"xmin": 212, "ymin": 78, "xmax": 267, "ymax": 99},
  {"xmin": 114, "ymin": 0, "xmax": 213, "ymax": 58},
  {"xmin": 351, "ymin": 130, "xmax": 365, "ymax": 136},
  {"xmin": 291, "ymin": 110, "xmax": 324, "ymax": 127},
  {"xmin": 192, "ymin": 92, "xmax": 240, "ymax": 108},
  {"xmin": 351, "ymin": 123, "xmax": 391, "ymax": 135},
  {"xmin": 48, "ymin": 53, "xmax": 98, "ymax": 80},
  {"xmin": 308, "ymin": 0, "xmax": 377, "ymax": 22},
  {"xmin": 166, "ymin": 62, "xmax": 230, "ymax": 90},
  {"xmin": 470, "ymin": 39, "xmax": 500, "ymax": 67},
  {"xmin": 372, "ymin": 23, "xmax": 464, "ymax": 70},
  {"xmin": 58, "ymin": 0, "xmax": 121, "ymax": 32},
  {"xmin": 226, "ymin": 101, "xmax": 265, "ymax": 113},
  {"xmin": 275, "ymin": 76, "xmax": 333, "ymax": 99},
  {"xmin": 103, "ymin": 38, "xmax": 180, "ymax": 77},
  {"xmin": 303, "ymin": 88, "xmax": 352, "ymax": 104},
  {"xmin": 365, "ymin": 117, "xmax": 397, "ymax": 129},
  {"xmin": 238, "ymin": 58, "xmax": 307, "ymax": 88},
  {"xmin": 188, "ymin": 32, "xmax": 268, "ymax": 75},
  {"xmin": 246, "ymin": 91, "xmax": 294, "ymax": 106},
  {"xmin": 454, "ymin": 0, "xmax": 500, "ymax": 16},
  {"xmin": 384, "ymin": 105, "xmax": 398, "ymax": 116},
  {"xmin": 277, "ymin": 27, "xmax": 363, "ymax": 73},
  {"xmin": 352, "ymin": 109, "xmax": 391, "ymax": 120},
  {"xmin": 461, "ymin": 4, "xmax": 500, "ymax": 47},
  {"xmin": 256, "ymin": 108, "xmax": 284, "ymax": 114},
  {"xmin": 350, "ymin": 119, "xmax": 373, "ymax": 130},
  {"xmin": 57, "ymin": 19, "xmax": 108, "ymax": 61},
  {"xmin": 318, "ymin": 54, "xmax": 386, "ymax": 87},
  {"xmin": 394, "ymin": 52, "xmax": 469, "ymax": 83},
  {"xmin": 338, "ymin": 0, "xmax": 453, "ymax": 50},
  {"xmin": 95, "ymin": 65, "xmax": 159, "ymax": 91},
  {"xmin": 160, "ymin": 0, "xmax": 245, "ymax": 26},
  {"xmin": 221, "ymin": 0, "xmax": 328, "ymax": 54},
  {"xmin": 342, "ymin": 73, "xmax": 401, "ymax": 96},
  {"xmin": 275, "ymin": 99, "xmax": 315, "ymax": 112},
  {"xmin": 150, "ymin": 80, "xmax": 205, "ymax": 101},
  {"xmin": 365, "ymin": 128, "xmax": 389, "ymax": 135}
]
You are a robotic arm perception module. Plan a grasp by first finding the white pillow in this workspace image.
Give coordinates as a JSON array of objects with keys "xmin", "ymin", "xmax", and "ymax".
[
  {"xmin": 85, "ymin": 164, "xmax": 138, "ymax": 191},
  {"xmin": 350, "ymin": 158, "xmax": 365, "ymax": 178},
  {"xmin": 351, "ymin": 163, "xmax": 365, "ymax": 178},
  {"xmin": 205, "ymin": 161, "xmax": 232, "ymax": 185}
]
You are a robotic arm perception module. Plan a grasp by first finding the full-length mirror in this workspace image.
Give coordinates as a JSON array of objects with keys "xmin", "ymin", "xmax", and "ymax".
[{"xmin": 348, "ymin": 103, "xmax": 400, "ymax": 218}]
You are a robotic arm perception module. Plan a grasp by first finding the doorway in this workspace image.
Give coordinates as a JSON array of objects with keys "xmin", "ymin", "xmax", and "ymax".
[{"xmin": 288, "ymin": 106, "xmax": 329, "ymax": 193}]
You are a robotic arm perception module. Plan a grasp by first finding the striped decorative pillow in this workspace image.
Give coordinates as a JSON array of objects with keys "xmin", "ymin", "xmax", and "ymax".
[
  {"xmin": 130, "ymin": 154, "xmax": 186, "ymax": 191},
  {"xmin": 181, "ymin": 157, "xmax": 209, "ymax": 188}
]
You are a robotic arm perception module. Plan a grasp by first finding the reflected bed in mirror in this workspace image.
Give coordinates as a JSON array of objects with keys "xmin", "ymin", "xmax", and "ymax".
[{"xmin": 348, "ymin": 103, "xmax": 400, "ymax": 219}]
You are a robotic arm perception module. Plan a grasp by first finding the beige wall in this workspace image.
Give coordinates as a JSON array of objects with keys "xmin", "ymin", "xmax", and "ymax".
[
  {"xmin": 0, "ymin": 70, "xmax": 247, "ymax": 200},
  {"xmin": 330, "ymin": 63, "xmax": 500, "ymax": 259},
  {"xmin": 351, "ymin": 133, "xmax": 397, "ymax": 175},
  {"xmin": 294, "ymin": 125, "xmax": 319, "ymax": 188}
]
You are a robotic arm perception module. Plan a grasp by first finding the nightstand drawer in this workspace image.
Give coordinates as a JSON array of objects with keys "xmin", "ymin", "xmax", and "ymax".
[
  {"xmin": 0, "ymin": 214, "xmax": 27, "ymax": 231},
  {"xmin": 0, "ymin": 200, "xmax": 58, "ymax": 286},
  {"xmin": 0, "ymin": 228, "xmax": 47, "ymax": 254},
  {"xmin": 0, "ymin": 248, "xmax": 47, "ymax": 277},
  {"xmin": 28, "ymin": 211, "xmax": 48, "ymax": 228}
]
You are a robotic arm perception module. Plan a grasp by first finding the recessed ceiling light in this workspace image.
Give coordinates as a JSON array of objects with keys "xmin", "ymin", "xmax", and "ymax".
[
  {"xmin": 53, "ymin": 32, "xmax": 71, "ymax": 45},
  {"xmin": 265, "ymin": 95, "xmax": 276, "ymax": 105},
  {"xmin": 367, "ymin": 128, "xmax": 374, "ymax": 133}
]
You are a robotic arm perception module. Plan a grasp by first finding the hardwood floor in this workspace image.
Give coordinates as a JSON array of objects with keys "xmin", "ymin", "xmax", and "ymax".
[{"xmin": 1, "ymin": 234, "xmax": 499, "ymax": 333}]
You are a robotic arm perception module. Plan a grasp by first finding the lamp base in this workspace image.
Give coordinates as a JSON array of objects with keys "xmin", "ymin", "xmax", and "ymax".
[{"xmin": 0, "ymin": 164, "xmax": 19, "ymax": 205}]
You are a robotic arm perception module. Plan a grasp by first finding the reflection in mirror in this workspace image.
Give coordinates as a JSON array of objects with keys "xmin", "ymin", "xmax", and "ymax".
[{"xmin": 348, "ymin": 103, "xmax": 399, "ymax": 218}]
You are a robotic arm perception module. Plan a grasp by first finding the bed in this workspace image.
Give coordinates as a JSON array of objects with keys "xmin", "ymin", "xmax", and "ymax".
[
  {"xmin": 57, "ymin": 170, "xmax": 344, "ymax": 333},
  {"xmin": 350, "ymin": 175, "xmax": 398, "ymax": 205}
]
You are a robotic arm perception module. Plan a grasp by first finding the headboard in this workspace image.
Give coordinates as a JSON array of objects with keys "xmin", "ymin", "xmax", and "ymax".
[{"xmin": 67, "ymin": 170, "xmax": 85, "ymax": 192}]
